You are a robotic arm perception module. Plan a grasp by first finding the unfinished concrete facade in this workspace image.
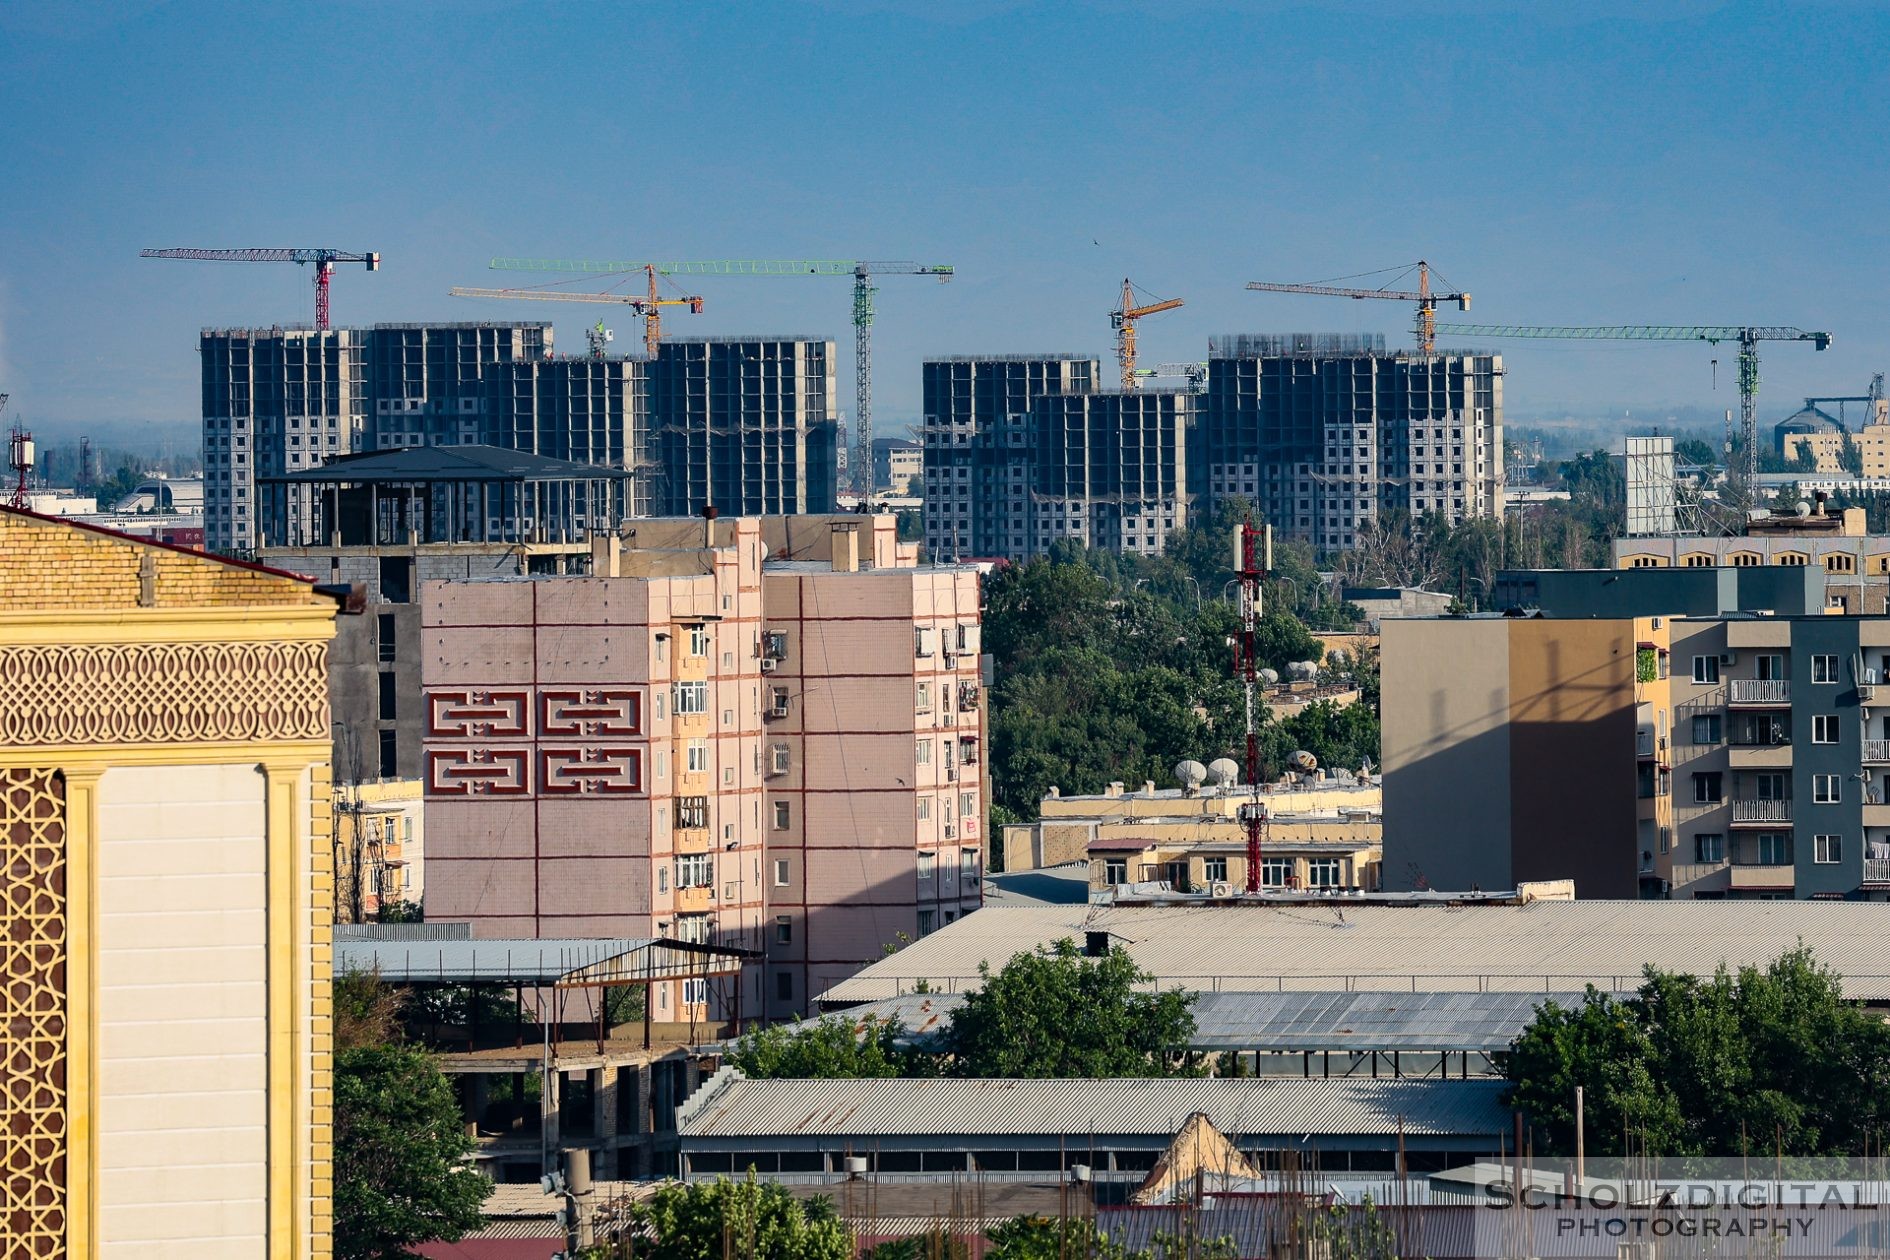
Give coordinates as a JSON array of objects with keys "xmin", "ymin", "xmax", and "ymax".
[
  {"xmin": 369, "ymin": 321, "xmax": 552, "ymax": 449},
  {"xmin": 419, "ymin": 515, "xmax": 985, "ymax": 1018},
  {"xmin": 1196, "ymin": 337, "xmax": 1504, "ymax": 549},
  {"xmin": 488, "ymin": 355, "xmax": 652, "ymax": 516},
  {"xmin": 1032, "ymin": 390, "xmax": 1193, "ymax": 556}
]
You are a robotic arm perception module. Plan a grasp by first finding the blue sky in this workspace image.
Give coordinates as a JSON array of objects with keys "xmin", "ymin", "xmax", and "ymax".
[{"xmin": 2, "ymin": 0, "xmax": 1887, "ymax": 439}]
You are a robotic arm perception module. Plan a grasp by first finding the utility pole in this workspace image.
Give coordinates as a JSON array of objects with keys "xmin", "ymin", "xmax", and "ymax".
[{"xmin": 1235, "ymin": 521, "xmax": 1273, "ymax": 892}]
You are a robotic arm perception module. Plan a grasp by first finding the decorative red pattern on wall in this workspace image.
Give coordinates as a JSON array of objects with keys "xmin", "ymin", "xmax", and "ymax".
[
  {"xmin": 539, "ymin": 690, "xmax": 642, "ymax": 737},
  {"xmin": 539, "ymin": 747, "xmax": 644, "ymax": 795}
]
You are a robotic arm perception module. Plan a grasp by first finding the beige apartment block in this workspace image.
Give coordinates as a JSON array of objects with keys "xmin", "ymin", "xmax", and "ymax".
[
  {"xmin": 0, "ymin": 507, "xmax": 342, "ymax": 1260},
  {"xmin": 421, "ymin": 515, "xmax": 984, "ymax": 1020}
]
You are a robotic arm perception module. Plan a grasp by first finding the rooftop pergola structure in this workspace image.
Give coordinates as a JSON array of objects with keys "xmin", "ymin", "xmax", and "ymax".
[{"xmin": 258, "ymin": 444, "xmax": 636, "ymax": 547}]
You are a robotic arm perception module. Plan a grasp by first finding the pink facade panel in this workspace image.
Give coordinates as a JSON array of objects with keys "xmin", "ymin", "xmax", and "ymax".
[{"xmin": 534, "ymin": 799, "xmax": 656, "ymax": 860}]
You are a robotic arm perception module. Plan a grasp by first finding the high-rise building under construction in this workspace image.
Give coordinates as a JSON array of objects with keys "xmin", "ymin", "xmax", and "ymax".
[{"xmin": 1195, "ymin": 334, "xmax": 1504, "ymax": 550}]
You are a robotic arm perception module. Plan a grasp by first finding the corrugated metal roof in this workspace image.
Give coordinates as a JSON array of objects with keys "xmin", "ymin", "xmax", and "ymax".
[
  {"xmin": 677, "ymin": 1069, "xmax": 1509, "ymax": 1140},
  {"xmin": 334, "ymin": 937, "xmax": 745, "ymax": 985},
  {"xmin": 810, "ymin": 989, "xmax": 1589, "ymax": 1053},
  {"xmin": 819, "ymin": 902, "xmax": 1890, "ymax": 1004}
]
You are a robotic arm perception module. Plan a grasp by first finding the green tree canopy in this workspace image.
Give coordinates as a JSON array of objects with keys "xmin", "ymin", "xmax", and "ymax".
[
  {"xmin": 728, "ymin": 1015, "xmax": 913, "ymax": 1079},
  {"xmin": 945, "ymin": 939, "xmax": 1196, "ymax": 1078},
  {"xmin": 630, "ymin": 1174, "xmax": 854, "ymax": 1260},
  {"xmin": 1506, "ymin": 947, "xmax": 1890, "ymax": 1156},
  {"xmin": 334, "ymin": 1042, "xmax": 489, "ymax": 1260}
]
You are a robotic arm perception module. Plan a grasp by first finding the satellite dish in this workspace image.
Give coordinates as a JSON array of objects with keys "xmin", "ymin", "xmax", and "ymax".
[
  {"xmin": 1206, "ymin": 757, "xmax": 1240, "ymax": 786},
  {"xmin": 1290, "ymin": 749, "xmax": 1319, "ymax": 773},
  {"xmin": 1796, "ymin": 500, "xmax": 1813, "ymax": 518},
  {"xmin": 1258, "ymin": 668, "xmax": 1280, "ymax": 685},
  {"xmin": 1173, "ymin": 759, "xmax": 1207, "ymax": 789}
]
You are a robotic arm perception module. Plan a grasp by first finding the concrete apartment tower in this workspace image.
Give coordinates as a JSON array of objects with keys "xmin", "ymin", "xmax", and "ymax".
[
  {"xmin": 1196, "ymin": 336, "xmax": 1504, "ymax": 548},
  {"xmin": 647, "ymin": 338, "xmax": 840, "ymax": 516},
  {"xmin": 421, "ymin": 515, "xmax": 984, "ymax": 1017},
  {"xmin": 1031, "ymin": 390, "xmax": 1194, "ymax": 555},
  {"xmin": 489, "ymin": 354, "xmax": 652, "ymax": 516},
  {"xmin": 367, "ymin": 321, "xmax": 551, "ymax": 449},
  {"xmin": 0, "ymin": 507, "xmax": 342, "ymax": 1257}
]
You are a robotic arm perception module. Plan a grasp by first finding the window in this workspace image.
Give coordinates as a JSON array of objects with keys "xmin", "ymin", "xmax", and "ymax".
[
  {"xmin": 1814, "ymin": 715, "xmax": 1840, "ymax": 744},
  {"xmin": 1695, "ymin": 833, "xmax": 1724, "ymax": 863},
  {"xmin": 1756, "ymin": 773, "xmax": 1786, "ymax": 800},
  {"xmin": 681, "ymin": 978, "xmax": 707, "ymax": 1006},
  {"xmin": 686, "ymin": 740, "xmax": 707, "ymax": 773},
  {"xmin": 916, "ymin": 739, "xmax": 931, "ymax": 765},
  {"xmin": 770, "ymin": 744, "xmax": 791, "ymax": 775},
  {"xmin": 773, "ymin": 859, "xmax": 790, "ymax": 887},
  {"xmin": 917, "ymin": 852, "xmax": 936, "ymax": 882},
  {"xmin": 769, "ymin": 686, "xmax": 790, "ymax": 718},
  {"xmin": 960, "ymin": 792, "xmax": 976, "ymax": 818},
  {"xmin": 1827, "ymin": 553, "xmax": 1857, "ymax": 574},
  {"xmin": 1757, "ymin": 654, "xmax": 1784, "ymax": 681},
  {"xmin": 962, "ymin": 849, "xmax": 979, "ymax": 880},
  {"xmin": 1693, "ymin": 772, "xmax": 1723, "ymax": 804},
  {"xmin": 377, "ymin": 728, "xmax": 397, "ymax": 778},
  {"xmin": 1202, "ymin": 857, "xmax": 1228, "ymax": 882},
  {"xmin": 1815, "ymin": 834, "xmax": 1844, "ymax": 864},
  {"xmin": 676, "ymin": 795, "xmax": 708, "ymax": 829},
  {"xmin": 917, "ymin": 909, "xmax": 937, "ymax": 937},
  {"xmin": 1692, "ymin": 714, "xmax": 1722, "ymax": 745},
  {"xmin": 672, "ymin": 913, "xmax": 710, "ymax": 943},
  {"xmin": 1261, "ymin": 859, "xmax": 1292, "ymax": 887},
  {"xmin": 1757, "ymin": 833, "xmax": 1794, "ymax": 865},
  {"xmin": 675, "ymin": 680, "xmax": 708, "ymax": 715},
  {"xmin": 377, "ymin": 613, "xmax": 396, "ymax": 662},
  {"xmin": 1306, "ymin": 859, "xmax": 1342, "ymax": 888},
  {"xmin": 1777, "ymin": 552, "xmax": 1809, "ymax": 567},
  {"xmin": 916, "ymin": 682, "xmax": 932, "ymax": 712},
  {"xmin": 1693, "ymin": 656, "xmax": 1720, "ymax": 685},
  {"xmin": 915, "ymin": 627, "xmax": 934, "ymax": 657},
  {"xmin": 1814, "ymin": 774, "xmax": 1841, "ymax": 804},
  {"xmin": 1814, "ymin": 655, "xmax": 1839, "ymax": 684},
  {"xmin": 775, "ymin": 916, "xmax": 792, "ymax": 945},
  {"xmin": 772, "ymin": 801, "xmax": 789, "ymax": 831},
  {"xmin": 657, "ymin": 867, "xmax": 668, "ymax": 893},
  {"xmin": 379, "ymin": 557, "xmax": 412, "ymax": 604},
  {"xmin": 676, "ymin": 854, "xmax": 714, "ymax": 888},
  {"xmin": 688, "ymin": 625, "xmax": 710, "ymax": 658},
  {"xmin": 776, "ymin": 971, "xmax": 793, "ymax": 1002},
  {"xmin": 1103, "ymin": 858, "xmax": 1128, "ymax": 884}
]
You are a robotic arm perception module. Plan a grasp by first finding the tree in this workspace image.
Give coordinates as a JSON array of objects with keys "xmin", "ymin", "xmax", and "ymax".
[
  {"xmin": 728, "ymin": 1015, "xmax": 910, "ymax": 1079},
  {"xmin": 630, "ymin": 1174, "xmax": 853, "ymax": 1260},
  {"xmin": 986, "ymin": 1215, "xmax": 1235, "ymax": 1260},
  {"xmin": 334, "ymin": 1043, "xmax": 489, "ymax": 1260},
  {"xmin": 863, "ymin": 1228, "xmax": 973, "ymax": 1260},
  {"xmin": 1506, "ymin": 947, "xmax": 1890, "ymax": 1157},
  {"xmin": 945, "ymin": 939, "xmax": 1196, "ymax": 1077}
]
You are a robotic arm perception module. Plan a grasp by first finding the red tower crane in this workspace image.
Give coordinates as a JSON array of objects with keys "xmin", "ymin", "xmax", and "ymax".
[{"xmin": 140, "ymin": 247, "xmax": 382, "ymax": 331}]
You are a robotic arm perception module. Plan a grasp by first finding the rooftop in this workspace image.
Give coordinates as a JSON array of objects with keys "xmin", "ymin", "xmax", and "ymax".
[
  {"xmin": 333, "ymin": 936, "xmax": 748, "ymax": 986},
  {"xmin": 818, "ymin": 900, "xmax": 1890, "ymax": 1005},
  {"xmin": 679, "ymin": 1068, "xmax": 1510, "ymax": 1141},
  {"xmin": 260, "ymin": 444, "xmax": 633, "ymax": 484}
]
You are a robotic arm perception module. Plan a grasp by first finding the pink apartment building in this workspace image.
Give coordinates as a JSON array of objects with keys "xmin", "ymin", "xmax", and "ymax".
[{"xmin": 421, "ymin": 514, "xmax": 985, "ymax": 1020}]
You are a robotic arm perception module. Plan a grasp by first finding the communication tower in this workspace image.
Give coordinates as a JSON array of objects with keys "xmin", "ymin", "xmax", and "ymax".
[{"xmin": 1233, "ymin": 520, "xmax": 1273, "ymax": 892}]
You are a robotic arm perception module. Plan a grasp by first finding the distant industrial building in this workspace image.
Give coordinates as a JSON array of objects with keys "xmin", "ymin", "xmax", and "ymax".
[
  {"xmin": 1194, "ymin": 335, "xmax": 1504, "ymax": 550},
  {"xmin": 873, "ymin": 437, "xmax": 922, "ymax": 494},
  {"xmin": 421, "ymin": 514, "xmax": 985, "ymax": 1019}
]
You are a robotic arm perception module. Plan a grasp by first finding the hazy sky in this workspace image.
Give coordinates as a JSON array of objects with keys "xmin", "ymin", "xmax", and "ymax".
[{"xmin": 3, "ymin": 0, "xmax": 1887, "ymax": 439}]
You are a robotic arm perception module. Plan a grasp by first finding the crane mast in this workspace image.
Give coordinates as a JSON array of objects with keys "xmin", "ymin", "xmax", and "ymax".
[{"xmin": 1110, "ymin": 279, "xmax": 1185, "ymax": 391}]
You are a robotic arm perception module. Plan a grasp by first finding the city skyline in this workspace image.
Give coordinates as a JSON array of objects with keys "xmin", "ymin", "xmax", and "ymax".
[{"xmin": 3, "ymin": 1, "xmax": 1887, "ymax": 435}]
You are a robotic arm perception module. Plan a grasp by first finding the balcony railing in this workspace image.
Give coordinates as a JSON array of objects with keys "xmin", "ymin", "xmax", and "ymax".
[
  {"xmin": 1731, "ymin": 799, "xmax": 1792, "ymax": 823},
  {"xmin": 1866, "ymin": 740, "xmax": 1890, "ymax": 764},
  {"xmin": 1636, "ymin": 730, "xmax": 1656, "ymax": 758},
  {"xmin": 1728, "ymin": 679, "xmax": 1791, "ymax": 705},
  {"xmin": 1866, "ymin": 859, "xmax": 1890, "ymax": 884}
]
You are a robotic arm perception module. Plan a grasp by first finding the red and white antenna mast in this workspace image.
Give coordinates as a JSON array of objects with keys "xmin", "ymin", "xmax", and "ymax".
[
  {"xmin": 1234, "ymin": 519, "xmax": 1272, "ymax": 892},
  {"xmin": 3, "ymin": 394, "xmax": 32, "ymax": 512}
]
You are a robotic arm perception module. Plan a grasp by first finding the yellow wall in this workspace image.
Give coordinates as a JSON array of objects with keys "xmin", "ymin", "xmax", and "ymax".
[{"xmin": 0, "ymin": 509, "xmax": 338, "ymax": 1260}]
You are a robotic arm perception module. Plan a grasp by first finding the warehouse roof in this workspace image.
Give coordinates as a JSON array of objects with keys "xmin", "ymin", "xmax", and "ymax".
[
  {"xmin": 818, "ymin": 901, "xmax": 1890, "ymax": 1004},
  {"xmin": 335, "ymin": 937, "xmax": 748, "ymax": 987},
  {"xmin": 821, "ymin": 988, "xmax": 1591, "ymax": 1053},
  {"xmin": 263, "ymin": 444, "xmax": 632, "ymax": 484},
  {"xmin": 678, "ymin": 1069, "xmax": 1509, "ymax": 1140}
]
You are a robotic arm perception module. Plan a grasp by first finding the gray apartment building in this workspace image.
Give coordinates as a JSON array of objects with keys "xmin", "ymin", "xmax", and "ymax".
[
  {"xmin": 1031, "ymin": 390, "xmax": 1193, "ymax": 555},
  {"xmin": 1193, "ymin": 334, "xmax": 1504, "ymax": 550}
]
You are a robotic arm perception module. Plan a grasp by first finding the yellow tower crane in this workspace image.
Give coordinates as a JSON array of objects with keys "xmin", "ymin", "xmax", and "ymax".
[
  {"xmin": 1112, "ymin": 279, "xmax": 1184, "ymax": 390},
  {"xmin": 1246, "ymin": 260, "xmax": 1469, "ymax": 356}
]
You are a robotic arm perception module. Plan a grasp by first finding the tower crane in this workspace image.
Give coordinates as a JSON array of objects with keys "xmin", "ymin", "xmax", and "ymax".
[
  {"xmin": 1132, "ymin": 362, "xmax": 1209, "ymax": 392},
  {"xmin": 139, "ymin": 247, "xmax": 381, "ymax": 331},
  {"xmin": 489, "ymin": 257, "xmax": 954, "ymax": 495},
  {"xmin": 1111, "ymin": 280, "xmax": 1184, "ymax": 390},
  {"xmin": 1246, "ymin": 261, "xmax": 1469, "ymax": 355},
  {"xmin": 1437, "ymin": 323, "xmax": 1833, "ymax": 497},
  {"xmin": 450, "ymin": 265, "xmax": 705, "ymax": 357}
]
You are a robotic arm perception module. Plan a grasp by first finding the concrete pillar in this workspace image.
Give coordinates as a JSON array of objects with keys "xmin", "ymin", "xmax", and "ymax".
[
  {"xmin": 633, "ymin": 1064, "xmax": 656, "ymax": 1178},
  {"xmin": 541, "ymin": 1066, "xmax": 562, "ymax": 1152},
  {"xmin": 466, "ymin": 1075, "xmax": 490, "ymax": 1140},
  {"xmin": 594, "ymin": 1067, "xmax": 619, "ymax": 1180}
]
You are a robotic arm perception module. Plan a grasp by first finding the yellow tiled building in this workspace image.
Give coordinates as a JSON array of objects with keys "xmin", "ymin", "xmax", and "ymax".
[{"xmin": 0, "ymin": 509, "xmax": 341, "ymax": 1259}]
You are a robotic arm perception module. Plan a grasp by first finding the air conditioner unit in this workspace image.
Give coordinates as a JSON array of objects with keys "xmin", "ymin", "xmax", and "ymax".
[
  {"xmin": 1210, "ymin": 881, "xmax": 1234, "ymax": 897},
  {"xmin": 1720, "ymin": 651, "xmax": 1737, "ymax": 665},
  {"xmin": 760, "ymin": 659, "xmax": 778, "ymax": 673}
]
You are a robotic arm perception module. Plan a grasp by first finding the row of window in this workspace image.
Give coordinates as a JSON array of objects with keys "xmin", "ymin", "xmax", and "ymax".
[
  {"xmin": 1101, "ymin": 856, "xmax": 1346, "ymax": 887},
  {"xmin": 1690, "ymin": 832, "xmax": 1843, "ymax": 865},
  {"xmin": 1635, "ymin": 552, "xmax": 1875, "ymax": 573},
  {"xmin": 1691, "ymin": 654, "xmax": 1843, "ymax": 684},
  {"xmin": 1690, "ymin": 772, "xmax": 1845, "ymax": 804},
  {"xmin": 1691, "ymin": 713, "xmax": 1843, "ymax": 744}
]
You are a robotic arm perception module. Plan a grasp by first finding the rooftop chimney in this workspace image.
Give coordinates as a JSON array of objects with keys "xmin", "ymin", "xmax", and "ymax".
[
  {"xmin": 700, "ymin": 503, "xmax": 719, "ymax": 549},
  {"xmin": 831, "ymin": 521, "xmax": 861, "ymax": 573},
  {"xmin": 590, "ymin": 532, "xmax": 621, "ymax": 578}
]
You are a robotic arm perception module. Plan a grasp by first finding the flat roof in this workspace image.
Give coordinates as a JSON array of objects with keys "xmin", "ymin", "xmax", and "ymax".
[
  {"xmin": 335, "ymin": 937, "xmax": 747, "ymax": 986},
  {"xmin": 261, "ymin": 444, "xmax": 633, "ymax": 484},
  {"xmin": 818, "ymin": 901, "xmax": 1890, "ymax": 1004},
  {"xmin": 679, "ymin": 1069, "xmax": 1508, "ymax": 1141},
  {"xmin": 798, "ymin": 988, "xmax": 1589, "ymax": 1054}
]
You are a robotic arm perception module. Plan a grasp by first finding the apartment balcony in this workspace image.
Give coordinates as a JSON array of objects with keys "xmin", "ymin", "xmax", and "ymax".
[
  {"xmin": 677, "ymin": 884, "xmax": 715, "ymax": 912},
  {"xmin": 1865, "ymin": 740, "xmax": 1890, "ymax": 765},
  {"xmin": 1728, "ymin": 742, "xmax": 1793, "ymax": 769},
  {"xmin": 1670, "ymin": 861, "xmax": 1730, "ymax": 895},
  {"xmin": 1727, "ymin": 680, "xmax": 1791, "ymax": 707},
  {"xmin": 1730, "ymin": 799, "xmax": 1792, "ymax": 826},
  {"xmin": 1635, "ymin": 728, "xmax": 1656, "ymax": 759},
  {"xmin": 1863, "ymin": 859, "xmax": 1890, "ymax": 885},
  {"xmin": 1730, "ymin": 863, "xmax": 1796, "ymax": 893}
]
